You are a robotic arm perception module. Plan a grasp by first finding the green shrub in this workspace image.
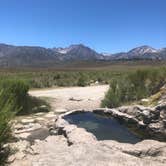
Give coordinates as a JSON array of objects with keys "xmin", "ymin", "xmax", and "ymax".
[
  {"xmin": 77, "ymin": 74, "xmax": 89, "ymax": 87},
  {"xmin": 102, "ymin": 68, "xmax": 166, "ymax": 108},
  {"xmin": 20, "ymin": 96, "xmax": 50, "ymax": 115},
  {"xmin": 0, "ymin": 79, "xmax": 52, "ymax": 164},
  {"xmin": 0, "ymin": 90, "xmax": 17, "ymax": 165},
  {"xmin": 0, "ymin": 80, "xmax": 29, "ymax": 114},
  {"xmin": 0, "ymin": 80, "xmax": 29, "ymax": 156}
]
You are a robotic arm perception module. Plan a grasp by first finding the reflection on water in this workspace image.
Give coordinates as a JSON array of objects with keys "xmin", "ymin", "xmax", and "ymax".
[{"xmin": 64, "ymin": 112, "xmax": 141, "ymax": 144}]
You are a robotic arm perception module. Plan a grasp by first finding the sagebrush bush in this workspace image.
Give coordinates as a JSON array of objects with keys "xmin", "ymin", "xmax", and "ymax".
[
  {"xmin": 0, "ymin": 90, "xmax": 18, "ymax": 165},
  {"xmin": 0, "ymin": 80, "xmax": 29, "ymax": 150},
  {"xmin": 77, "ymin": 73, "xmax": 89, "ymax": 87},
  {"xmin": 0, "ymin": 79, "xmax": 29, "ymax": 114},
  {"xmin": 102, "ymin": 68, "xmax": 166, "ymax": 108},
  {"xmin": 0, "ymin": 79, "xmax": 48, "ymax": 164}
]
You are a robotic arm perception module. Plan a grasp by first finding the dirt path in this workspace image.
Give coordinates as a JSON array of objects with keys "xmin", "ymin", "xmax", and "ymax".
[{"xmin": 29, "ymin": 85, "xmax": 109, "ymax": 111}]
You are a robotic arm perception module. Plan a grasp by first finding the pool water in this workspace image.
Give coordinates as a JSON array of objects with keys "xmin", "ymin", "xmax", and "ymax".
[{"xmin": 64, "ymin": 112, "xmax": 141, "ymax": 144}]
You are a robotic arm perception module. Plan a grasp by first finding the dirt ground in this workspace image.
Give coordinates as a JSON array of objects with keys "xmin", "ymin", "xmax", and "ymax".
[{"xmin": 29, "ymin": 85, "xmax": 109, "ymax": 111}]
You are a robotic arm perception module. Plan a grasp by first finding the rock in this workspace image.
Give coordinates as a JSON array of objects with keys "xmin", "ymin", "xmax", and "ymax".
[
  {"xmin": 148, "ymin": 122, "xmax": 163, "ymax": 130},
  {"xmin": 14, "ymin": 123, "xmax": 42, "ymax": 134},
  {"xmin": 63, "ymin": 124, "xmax": 77, "ymax": 134},
  {"xmin": 34, "ymin": 112, "xmax": 46, "ymax": 116},
  {"xmin": 8, "ymin": 140, "xmax": 30, "ymax": 159},
  {"xmin": 26, "ymin": 127, "xmax": 50, "ymax": 142},
  {"xmin": 147, "ymin": 122, "xmax": 166, "ymax": 140},
  {"xmin": 55, "ymin": 117, "xmax": 69, "ymax": 128},
  {"xmin": 46, "ymin": 119, "xmax": 56, "ymax": 128},
  {"xmin": 54, "ymin": 108, "xmax": 68, "ymax": 113},
  {"xmin": 32, "ymin": 105, "xmax": 49, "ymax": 113},
  {"xmin": 94, "ymin": 103, "xmax": 166, "ymax": 141},
  {"xmin": 141, "ymin": 98, "xmax": 150, "ymax": 102},
  {"xmin": 156, "ymin": 102, "xmax": 166, "ymax": 111},
  {"xmin": 21, "ymin": 119, "xmax": 35, "ymax": 124},
  {"xmin": 11, "ymin": 129, "xmax": 166, "ymax": 166},
  {"xmin": 101, "ymin": 139, "xmax": 166, "ymax": 163},
  {"xmin": 35, "ymin": 117, "xmax": 45, "ymax": 122},
  {"xmin": 44, "ymin": 112, "xmax": 56, "ymax": 118},
  {"xmin": 138, "ymin": 121, "xmax": 147, "ymax": 129},
  {"xmin": 16, "ymin": 132, "xmax": 31, "ymax": 140},
  {"xmin": 160, "ymin": 110, "xmax": 166, "ymax": 119},
  {"xmin": 67, "ymin": 128, "xmax": 97, "ymax": 145},
  {"xmin": 14, "ymin": 123, "xmax": 25, "ymax": 130},
  {"xmin": 8, "ymin": 155, "xmax": 16, "ymax": 163},
  {"xmin": 69, "ymin": 97, "xmax": 83, "ymax": 101},
  {"xmin": 142, "ymin": 110, "xmax": 150, "ymax": 116},
  {"xmin": 49, "ymin": 127, "xmax": 58, "ymax": 135},
  {"xmin": 63, "ymin": 125, "xmax": 96, "ymax": 145},
  {"xmin": 118, "ymin": 105, "xmax": 142, "ymax": 115},
  {"xmin": 10, "ymin": 109, "xmax": 166, "ymax": 166},
  {"xmin": 95, "ymin": 81, "xmax": 99, "ymax": 84},
  {"xmin": 116, "ymin": 105, "xmax": 165, "ymax": 140},
  {"xmin": 108, "ymin": 108, "xmax": 138, "ymax": 125},
  {"xmin": 163, "ymin": 120, "xmax": 166, "ymax": 128}
]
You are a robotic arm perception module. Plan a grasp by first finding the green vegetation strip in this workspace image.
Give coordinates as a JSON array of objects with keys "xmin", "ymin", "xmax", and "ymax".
[{"xmin": 102, "ymin": 67, "xmax": 166, "ymax": 108}]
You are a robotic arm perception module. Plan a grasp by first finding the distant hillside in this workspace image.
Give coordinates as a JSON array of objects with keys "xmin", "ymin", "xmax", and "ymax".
[
  {"xmin": 0, "ymin": 44, "xmax": 60, "ymax": 67},
  {"xmin": 54, "ymin": 44, "xmax": 104, "ymax": 61},
  {"xmin": 105, "ymin": 46, "xmax": 166, "ymax": 60},
  {"xmin": 0, "ymin": 43, "xmax": 165, "ymax": 67}
]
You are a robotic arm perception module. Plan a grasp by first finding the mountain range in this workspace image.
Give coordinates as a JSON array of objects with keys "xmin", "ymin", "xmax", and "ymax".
[{"xmin": 0, "ymin": 43, "xmax": 165, "ymax": 67}]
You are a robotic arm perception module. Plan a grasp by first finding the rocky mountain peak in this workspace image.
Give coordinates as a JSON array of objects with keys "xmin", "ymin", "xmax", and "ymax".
[{"xmin": 128, "ymin": 45, "xmax": 157, "ymax": 55}]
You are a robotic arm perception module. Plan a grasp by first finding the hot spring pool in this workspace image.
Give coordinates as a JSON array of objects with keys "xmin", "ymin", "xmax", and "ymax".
[{"xmin": 64, "ymin": 112, "xmax": 141, "ymax": 144}]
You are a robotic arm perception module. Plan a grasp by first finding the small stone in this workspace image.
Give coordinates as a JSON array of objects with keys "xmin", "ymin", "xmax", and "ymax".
[
  {"xmin": 34, "ymin": 112, "xmax": 46, "ymax": 116},
  {"xmin": 17, "ymin": 132, "xmax": 31, "ymax": 139},
  {"xmin": 141, "ymin": 98, "xmax": 149, "ymax": 102},
  {"xmin": 14, "ymin": 123, "xmax": 25, "ymax": 130},
  {"xmin": 148, "ymin": 122, "xmax": 162, "ymax": 130},
  {"xmin": 156, "ymin": 102, "xmax": 166, "ymax": 111},
  {"xmin": 49, "ymin": 128, "xmax": 58, "ymax": 135},
  {"xmin": 15, "ymin": 123, "xmax": 42, "ymax": 134},
  {"xmin": 54, "ymin": 108, "xmax": 68, "ymax": 113},
  {"xmin": 35, "ymin": 117, "xmax": 45, "ymax": 121},
  {"xmin": 142, "ymin": 110, "xmax": 150, "ymax": 116},
  {"xmin": 8, "ymin": 155, "xmax": 16, "ymax": 163},
  {"xmin": 44, "ymin": 112, "xmax": 56, "ymax": 118},
  {"xmin": 160, "ymin": 110, "xmax": 166, "ymax": 119},
  {"xmin": 21, "ymin": 119, "xmax": 35, "ymax": 124},
  {"xmin": 163, "ymin": 120, "xmax": 166, "ymax": 128}
]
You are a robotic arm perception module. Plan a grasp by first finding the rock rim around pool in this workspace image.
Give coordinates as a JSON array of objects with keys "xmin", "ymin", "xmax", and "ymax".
[
  {"xmin": 9, "ymin": 107, "xmax": 166, "ymax": 165},
  {"xmin": 55, "ymin": 103, "xmax": 166, "ymax": 144},
  {"xmin": 94, "ymin": 104, "xmax": 166, "ymax": 141},
  {"xmin": 52, "ymin": 109, "xmax": 166, "ymax": 165},
  {"xmin": 62, "ymin": 111, "xmax": 142, "ymax": 144}
]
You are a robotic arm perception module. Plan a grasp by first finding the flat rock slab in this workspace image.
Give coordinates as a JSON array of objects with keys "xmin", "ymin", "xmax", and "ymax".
[
  {"xmin": 54, "ymin": 108, "xmax": 68, "ymax": 113},
  {"xmin": 10, "ymin": 135, "xmax": 166, "ymax": 166},
  {"xmin": 21, "ymin": 119, "xmax": 35, "ymax": 124}
]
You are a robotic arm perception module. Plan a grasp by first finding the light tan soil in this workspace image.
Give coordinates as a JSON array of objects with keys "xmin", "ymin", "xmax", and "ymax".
[{"xmin": 29, "ymin": 85, "xmax": 109, "ymax": 111}]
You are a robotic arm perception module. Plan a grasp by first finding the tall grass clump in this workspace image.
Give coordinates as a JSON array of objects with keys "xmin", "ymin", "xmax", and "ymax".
[
  {"xmin": 0, "ymin": 80, "xmax": 32, "ymax": 165},
  {"xmin": 0, "ymin": 79, "xmax": 29, "ymax": 115},
  {"xmin": 0, "ymin": 79, "xmax": 51, "ymax": 164},
  {"xmin": 102, "ymin": 68, "xmax": 166, "ymax": 108},
  {"xmin": 0, "ymin": 94, "xmax": 17, "ymax": 165},
  {"xmin": 0, "ymin": 80, "xmax": 24, "ymax": 165},
  {"xmin": 77, "ymin": 73, "xmax": 89, "ymax": 86}
]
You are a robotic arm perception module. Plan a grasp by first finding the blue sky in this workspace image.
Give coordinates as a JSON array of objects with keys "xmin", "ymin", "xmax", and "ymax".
[{"xmin": 0, "ymin": 0, "xmax": 165, "ymax": 53}]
